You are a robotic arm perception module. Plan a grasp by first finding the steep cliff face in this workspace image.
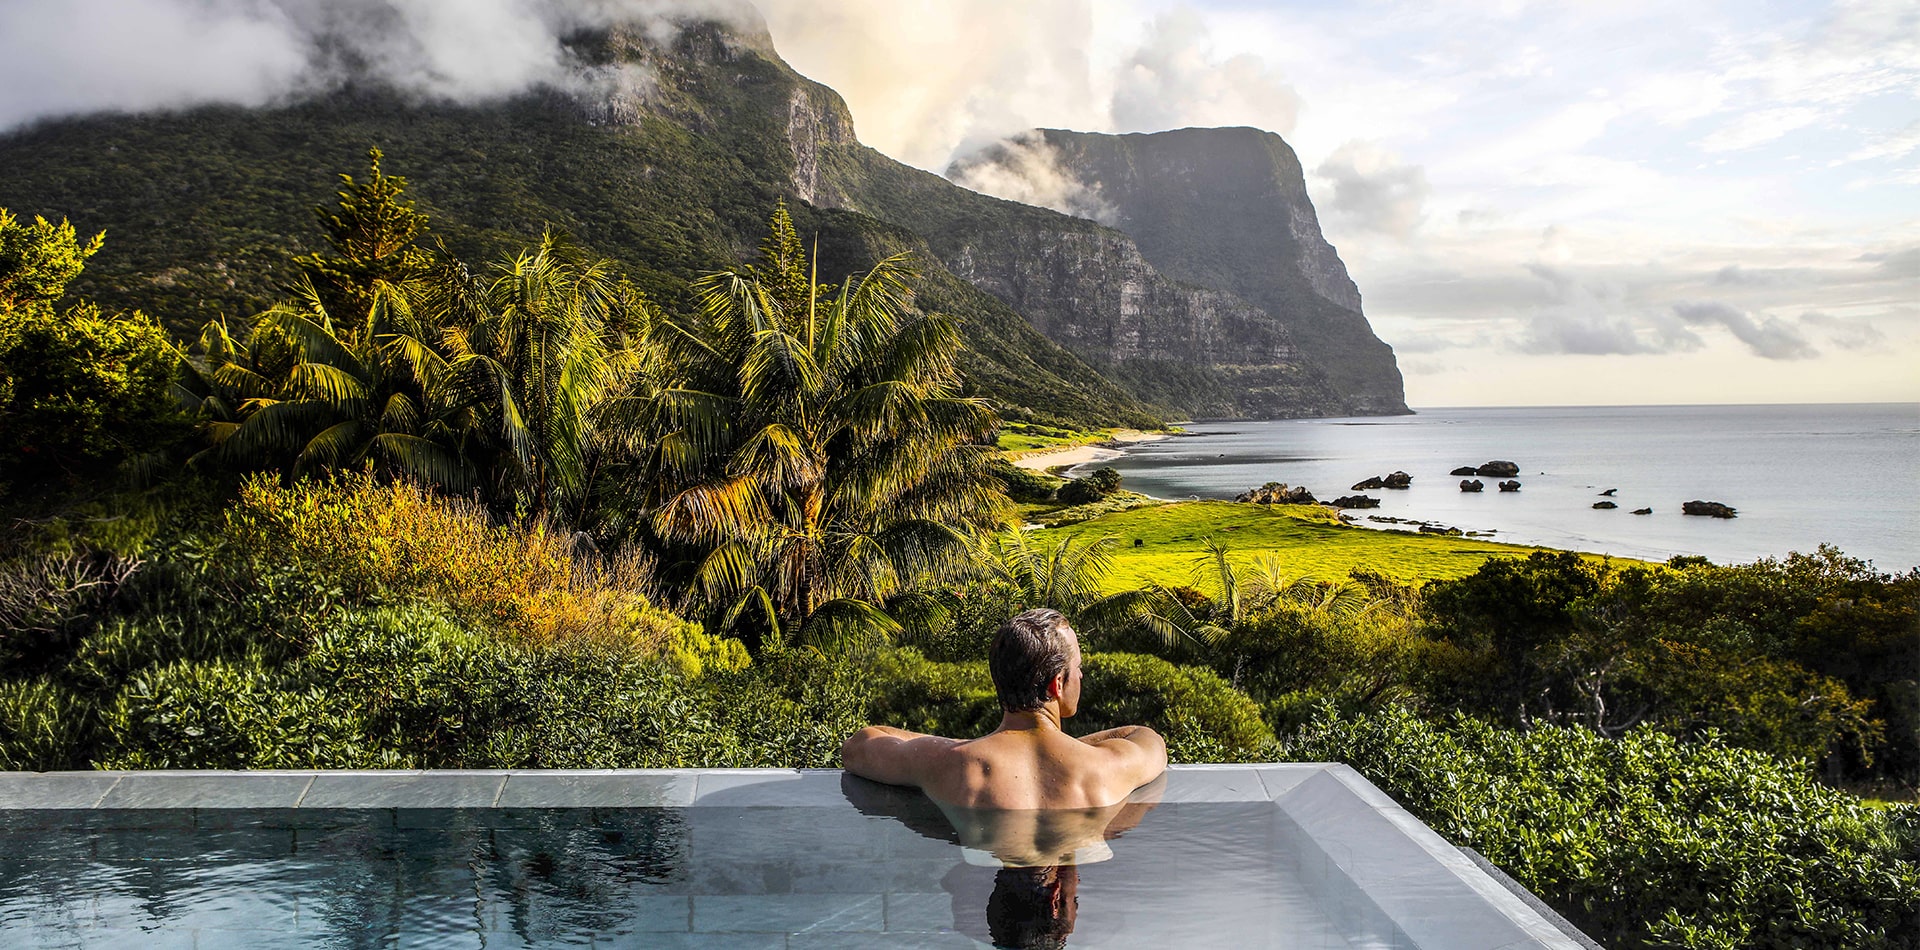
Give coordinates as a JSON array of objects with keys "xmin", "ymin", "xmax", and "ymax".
[
  {"xmin": 951, "ymin": 127, "xmax": 1410, "ymax": 416},
  {"xmin": 941, "ymin": 226, "xmax": 1342, "ymax": 418},
  {"xmin": 802, "ymin": 128, "xmax": 1351, "ymax": 418},
  {"xmin": 0, "ymin": 8, "xmax": 1385, "ymax": 424}
]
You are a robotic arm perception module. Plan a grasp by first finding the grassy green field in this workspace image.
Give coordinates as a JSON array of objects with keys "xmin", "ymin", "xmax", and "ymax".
[
  {"xmin": 1034, "ymin": 500, "xmax": 1643, "ymax": 592},
  {"xmin": 996, "ymin": 425, "xmax": 1111, "ymax": 454}
]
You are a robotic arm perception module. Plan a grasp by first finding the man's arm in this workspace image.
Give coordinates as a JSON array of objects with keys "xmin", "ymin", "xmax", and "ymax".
[
  {"xmin": 1078, "ymin": 725, "xmax": 1168, "ymax": 792},
  {"xmin": 841, "ymin": 725, "xmax": 958, "ymax": 788}
]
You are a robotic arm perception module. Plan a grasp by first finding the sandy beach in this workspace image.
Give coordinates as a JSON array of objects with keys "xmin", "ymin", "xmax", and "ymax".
[{"xmin": 1009, "ymin": 429, "xmax": 1172, "ymax": 472}]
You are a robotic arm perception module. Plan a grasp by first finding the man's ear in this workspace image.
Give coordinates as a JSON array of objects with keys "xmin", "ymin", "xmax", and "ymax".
[{"xmin": 1047, "ymin": 669, "xmax": 1066, "ymax": 700}]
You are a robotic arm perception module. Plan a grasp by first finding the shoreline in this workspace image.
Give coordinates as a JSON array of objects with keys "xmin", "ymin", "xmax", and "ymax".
[{"xmin": 1009, "ymin": 429, "xmax": 1173, "ymax": 472}]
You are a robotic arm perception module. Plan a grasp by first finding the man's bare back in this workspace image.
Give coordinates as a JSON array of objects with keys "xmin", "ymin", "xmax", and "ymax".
[{"xmin": 842, "ymin": 611, "xmax": 1167, "ymax": 810}]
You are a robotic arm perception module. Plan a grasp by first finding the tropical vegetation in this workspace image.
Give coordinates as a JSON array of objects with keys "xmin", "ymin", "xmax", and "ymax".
[{"xmin": 1, "ymin": 156, "xmax": 1915, "ymax": 949}]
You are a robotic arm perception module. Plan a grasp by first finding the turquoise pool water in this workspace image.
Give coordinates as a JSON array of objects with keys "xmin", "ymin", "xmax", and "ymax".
[{"xmin": 0, "ymin": 766, "xmax": 1591, "ymax": 948}]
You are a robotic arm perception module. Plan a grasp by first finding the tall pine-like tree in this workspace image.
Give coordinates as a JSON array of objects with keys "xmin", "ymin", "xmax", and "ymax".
[
  {"xmin": 295, "ymin": 147, "xmax": 434, "ymax": 316},
  {"xmin": 749, "ymin": 200, "xmax": 829, "ymax": 319}
]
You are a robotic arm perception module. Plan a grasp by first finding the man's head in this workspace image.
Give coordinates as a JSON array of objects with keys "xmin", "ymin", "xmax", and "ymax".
[{"xmin": 989, "ymin": 608, "xmax": 1082, "ymax": 717}]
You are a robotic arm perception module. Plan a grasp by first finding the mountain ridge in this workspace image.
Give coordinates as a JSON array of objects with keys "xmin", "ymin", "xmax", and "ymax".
[
  {"xmin": 950, "ymin": 126, "xmax": 1409, "ymax": 416},
  {"xmin": 0, "ymin": 11, "xmax": 1403, "ymax": 423}
]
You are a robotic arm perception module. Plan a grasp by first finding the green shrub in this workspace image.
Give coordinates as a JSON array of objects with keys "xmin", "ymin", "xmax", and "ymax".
[
  {"xmin": 0, "ymin": 677, "xmax": 88, "ymax": 770},
  {"xmin": 989, "ymin": 459, "xmax": 1060, "ymax": 503},
  {"xmin": 866, "ymin": 648, "xmax": 1273, "ymax": 763},
  {"xmin": 1055, "ymin": 466, "xmax": 1122, "ymax": 505},
  {"xmin": 867, "ymin": 649, "xmax": 1002, "ymax": 738},
  {"xmin": 1079, "ymin": 652, "xmax": 1273, "ymax": 762},
  {"xmin": 95, "ymin": 603, "xmax": 862, "ymax": 770},
  {"xmin": 1286, "ymin": 706, "xmax": 1920, "ymax": 949},
  {"xmin": 220, "ymin": 473, "xmax": 701, "ymax": 651}
]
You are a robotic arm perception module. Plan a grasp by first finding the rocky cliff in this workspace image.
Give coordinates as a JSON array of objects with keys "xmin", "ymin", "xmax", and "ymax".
[
  {"xmin": 0, "ymin": 8, "xmax": 1393, "ymax": 423},
  {"xmin": 950, "ymin": 127, "xmax": 1410, "ymax": 416}
]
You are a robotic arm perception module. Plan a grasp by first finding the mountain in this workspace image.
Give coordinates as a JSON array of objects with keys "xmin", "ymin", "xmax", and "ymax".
[
  {"xmin": 949, "ymin": 127, "xmax": 1410, "ymax": 416},
  {"xmin": 0, "ymin": 8, "xmax": 1401, "ymax": 424}
]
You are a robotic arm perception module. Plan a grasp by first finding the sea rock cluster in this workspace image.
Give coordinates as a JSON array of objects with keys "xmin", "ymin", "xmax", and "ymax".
[
  {"xmin": 1683, "ymin": 500, "xmax": 1737, "ymax": 519},
  {"xmin": 1352, "ymin": 471, "xmax": 1412, "ymax": 490},
  {"xmin": 1460, "ymin": 479, "xmax": 1484, "ymax": 493},
  {"xmin": 1236, "ymin": 482, "xmax": 1316, "ymax": 505},
  {"xmin": 1331, "ymin": 495, "xmax": 1381, "ymax": 509}
]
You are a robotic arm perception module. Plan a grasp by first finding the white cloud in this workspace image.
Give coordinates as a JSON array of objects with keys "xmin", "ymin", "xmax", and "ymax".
[
  {"xmin": 1697, "ymin": 106, "xmax": 1823, "ymax": 152},
  {"xmin": 0, "ymin": 0, "xmax": 758, "ymax": 131},
  {"xmin": 1109, "ymin": 8, "xmax": 1300, "ymax": 135},
  {"xmin": 1313, "ymin": 141, "xmax": 1429, "ymax": 238},
  {"xmin": 1839, "ymin": 119, "xmax": 1920, "ymax": 164},
  {"xmin": 1799, "ymin": 311, "xmax": 1887, "ymax": 349},
  {"xmin": 1672, "ymin": 301, "xmax": 1819, "ymax": 360},
  {"xmin": 947, "ymin": 132, "xmax": 1118, "ymax": 224}
]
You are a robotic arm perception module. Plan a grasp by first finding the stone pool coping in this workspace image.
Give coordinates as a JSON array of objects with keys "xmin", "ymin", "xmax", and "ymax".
[{"xmin": 1, "ymin": 763, "xmax": 1595, "ymax": 949}]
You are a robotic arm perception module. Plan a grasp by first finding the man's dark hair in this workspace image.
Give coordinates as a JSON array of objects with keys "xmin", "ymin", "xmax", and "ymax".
[
  {"xmin": 987, "ymin": 865, "xmax": 1078, "ymax": 949},
  {"xmin": 989, "ymin": 608, "xmax": 1075, "ymax": 713}
]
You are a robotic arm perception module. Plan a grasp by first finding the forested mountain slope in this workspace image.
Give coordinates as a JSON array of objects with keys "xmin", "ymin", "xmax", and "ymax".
[{"xmin": 0, "ymin": 9, "xmax": 1402, "ymax": 421}]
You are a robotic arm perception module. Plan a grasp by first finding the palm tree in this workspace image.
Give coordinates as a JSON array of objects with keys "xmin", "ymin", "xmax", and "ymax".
[
  {"xmin": 181, "ymin": 234, "xmax": 647, "ymax": 524},
  {"xmin": 421, "ymin": 233, "xmax": 639, "ymax": 522},
  {"xmin": 177, "ymin": 279, "xmax": 475, "ymax": 490},
  {"xmin": 632, "ymin": 237, "xmax": 1010, "ymax": 650}
]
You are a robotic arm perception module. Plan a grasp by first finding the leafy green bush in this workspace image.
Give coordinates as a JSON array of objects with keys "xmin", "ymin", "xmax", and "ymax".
[
  {"xmin": 96, "ymin": 603, "xmax": 858, "ymax": 770},
  {"xmin": 0, "ymin": 208, "xmax": 186, "ymax": 503},
  {"xmin": 1418, "ymin": 549, "xmax": 1912, "ymax": 784},
  {"xmin": 866, "ymin": 648, "xmax": 1272, "ymax": 763},
  {"xmin": 0, "ymin": 677, "xmax": 87, "ymax": 770},
  {"xmin": 1055, "ymin": 466, "xmax": 1122, "ymax": 505},
  {"xmin": 1286, "ymin": 706, "xmax": 1920, "ymax": 949},
  {"xmin": 219, "ymin": 473, "xmax": 697, "ymax": 651},
  {"xmin": 989, "ymin": 458, "xmax": 1060, "ymax": 503},
  {"xmin": 1079, "ymin": 652, "xmax": 1273, "ymax": 762}
]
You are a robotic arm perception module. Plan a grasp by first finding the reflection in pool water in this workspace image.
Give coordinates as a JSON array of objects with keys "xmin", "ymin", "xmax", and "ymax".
[
  {"xmin": 0, "ymin": 769, "xmax": 1524, "ymax": 947},
  {"xmin": 843, "ymin": 772, "xmax": 1164, "ymax": 948}
]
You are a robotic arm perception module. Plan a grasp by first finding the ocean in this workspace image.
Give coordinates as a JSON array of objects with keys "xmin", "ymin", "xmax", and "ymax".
[{"xmin": 1073, "ymin": 403, "xmax": 1920, "ymax": 571}]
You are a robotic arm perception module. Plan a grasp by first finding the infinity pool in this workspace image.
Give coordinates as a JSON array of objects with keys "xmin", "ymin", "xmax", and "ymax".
[{"xmin": 0, "ymin": 766, "xmax": 1593, "ymax": 948}]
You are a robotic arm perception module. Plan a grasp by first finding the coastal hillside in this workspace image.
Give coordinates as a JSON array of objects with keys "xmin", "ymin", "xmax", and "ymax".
[
  {"xmin": 951, "ymin": 127, "xmax": 1410, "ymax": 416},
  {"xmin": 0, "ymin": 17, "xmax": 1156, "ymax": 428},
  {"xmin": 0, "ymin": 8, "xmax": 1403, "ymax": 423}
]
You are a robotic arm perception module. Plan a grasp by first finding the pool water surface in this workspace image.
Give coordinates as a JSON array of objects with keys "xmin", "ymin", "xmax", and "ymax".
[{"xmin": 0, "ymin": 765, "xmax": 1593, "ymax": 948}]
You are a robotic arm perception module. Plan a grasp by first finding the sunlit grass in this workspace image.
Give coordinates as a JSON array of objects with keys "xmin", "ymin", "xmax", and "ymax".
[
  {"xmin": 996, "ymin": 424, "xmax": 1108, "ymax": 454},
  {"xmin": 1033, "ymin": 499, "xmax": 1642, "ymax": 592}
]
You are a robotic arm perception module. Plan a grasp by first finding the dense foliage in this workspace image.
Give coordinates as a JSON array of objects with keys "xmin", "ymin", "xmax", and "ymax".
[
  {"xmin": 1055, "ymin": 465, "xmax": 1123, "ymax": 505},
  {"xmin": 0, "ymin": 210, "xmax": 184, "ymax": 503},
  {"xmin": 2, "ymin": 150, "xmax": 1916, "ymax": 949},
  {"xmin": 1289, "ymin": 707, "xmax": 1919, "ymax": 950}
]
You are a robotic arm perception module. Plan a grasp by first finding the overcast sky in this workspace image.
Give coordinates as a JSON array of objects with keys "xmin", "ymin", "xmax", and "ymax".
[
  {"xmin": 2, "ymin": 1, "xmax": 1913, "ymax": 407},
  {"xmin": 758, "ymin": 0, "xmax": 1920, "ymax": 407}
]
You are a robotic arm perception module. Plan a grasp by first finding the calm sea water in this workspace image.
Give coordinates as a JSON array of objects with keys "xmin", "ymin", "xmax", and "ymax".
[{"xmin": 1076, "ymin": 404, "xmax": 1920, "ymax": 570}]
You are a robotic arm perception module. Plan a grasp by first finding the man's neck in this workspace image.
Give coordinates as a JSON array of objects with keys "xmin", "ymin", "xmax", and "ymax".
[{"xmin": 998, "ymin": 707, "xmax": 1064, "ymax": 733}]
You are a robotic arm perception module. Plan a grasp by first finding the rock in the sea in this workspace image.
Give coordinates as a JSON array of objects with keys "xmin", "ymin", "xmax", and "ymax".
[
  {"xmin": 1383, "ymin": 471, "xmax": 1412, "ymax": 489},
  {"xmin": 1351, "ymin": 476, "xmax": 1386, "ymax": 490},
  {"xmin": 1236, "ymin": 482, "xmax": 1316, "ymax": 505},
  {"xmin": 1331, "ymin": 494, "xmax": 1381, "ymax": 509},
  {"xmin": 1476, "ymin": 460, "xmax": 1520, "ymax": 477},
  {"xmin": 1683, "ymin": 500, "xmax": 1737, "ymax": 518},
  {"xmin": 1631, "ymin": 507, "xmax": 1652, "ymax": 515},
  {"xmin": 1593, "ymin": 501, "xmax": 1617, "ymax": 510},
  {"xmin": 1599, "ymin": 488, "xmax": 1618, "ymax": 496},
  {"xmin": 1450, "ymin": 466, "xmax": 1479, "ymax": 476},
  {"xmin": 1460, "ymin": 479, "xmax": 1484, "ymax": 492},
  {"xmin": 1418, "ymin": 524, "xmax": 1464, "ymax": 536},
  {"xmin": 1498, "ymin": 480, "xmax": 1521, "ymax": 492}
]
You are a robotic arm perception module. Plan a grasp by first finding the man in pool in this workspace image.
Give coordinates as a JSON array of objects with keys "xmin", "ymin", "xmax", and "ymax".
[{"xmin": 841, "ymin": 608, "xmax": 1168, "ymax": 810}]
